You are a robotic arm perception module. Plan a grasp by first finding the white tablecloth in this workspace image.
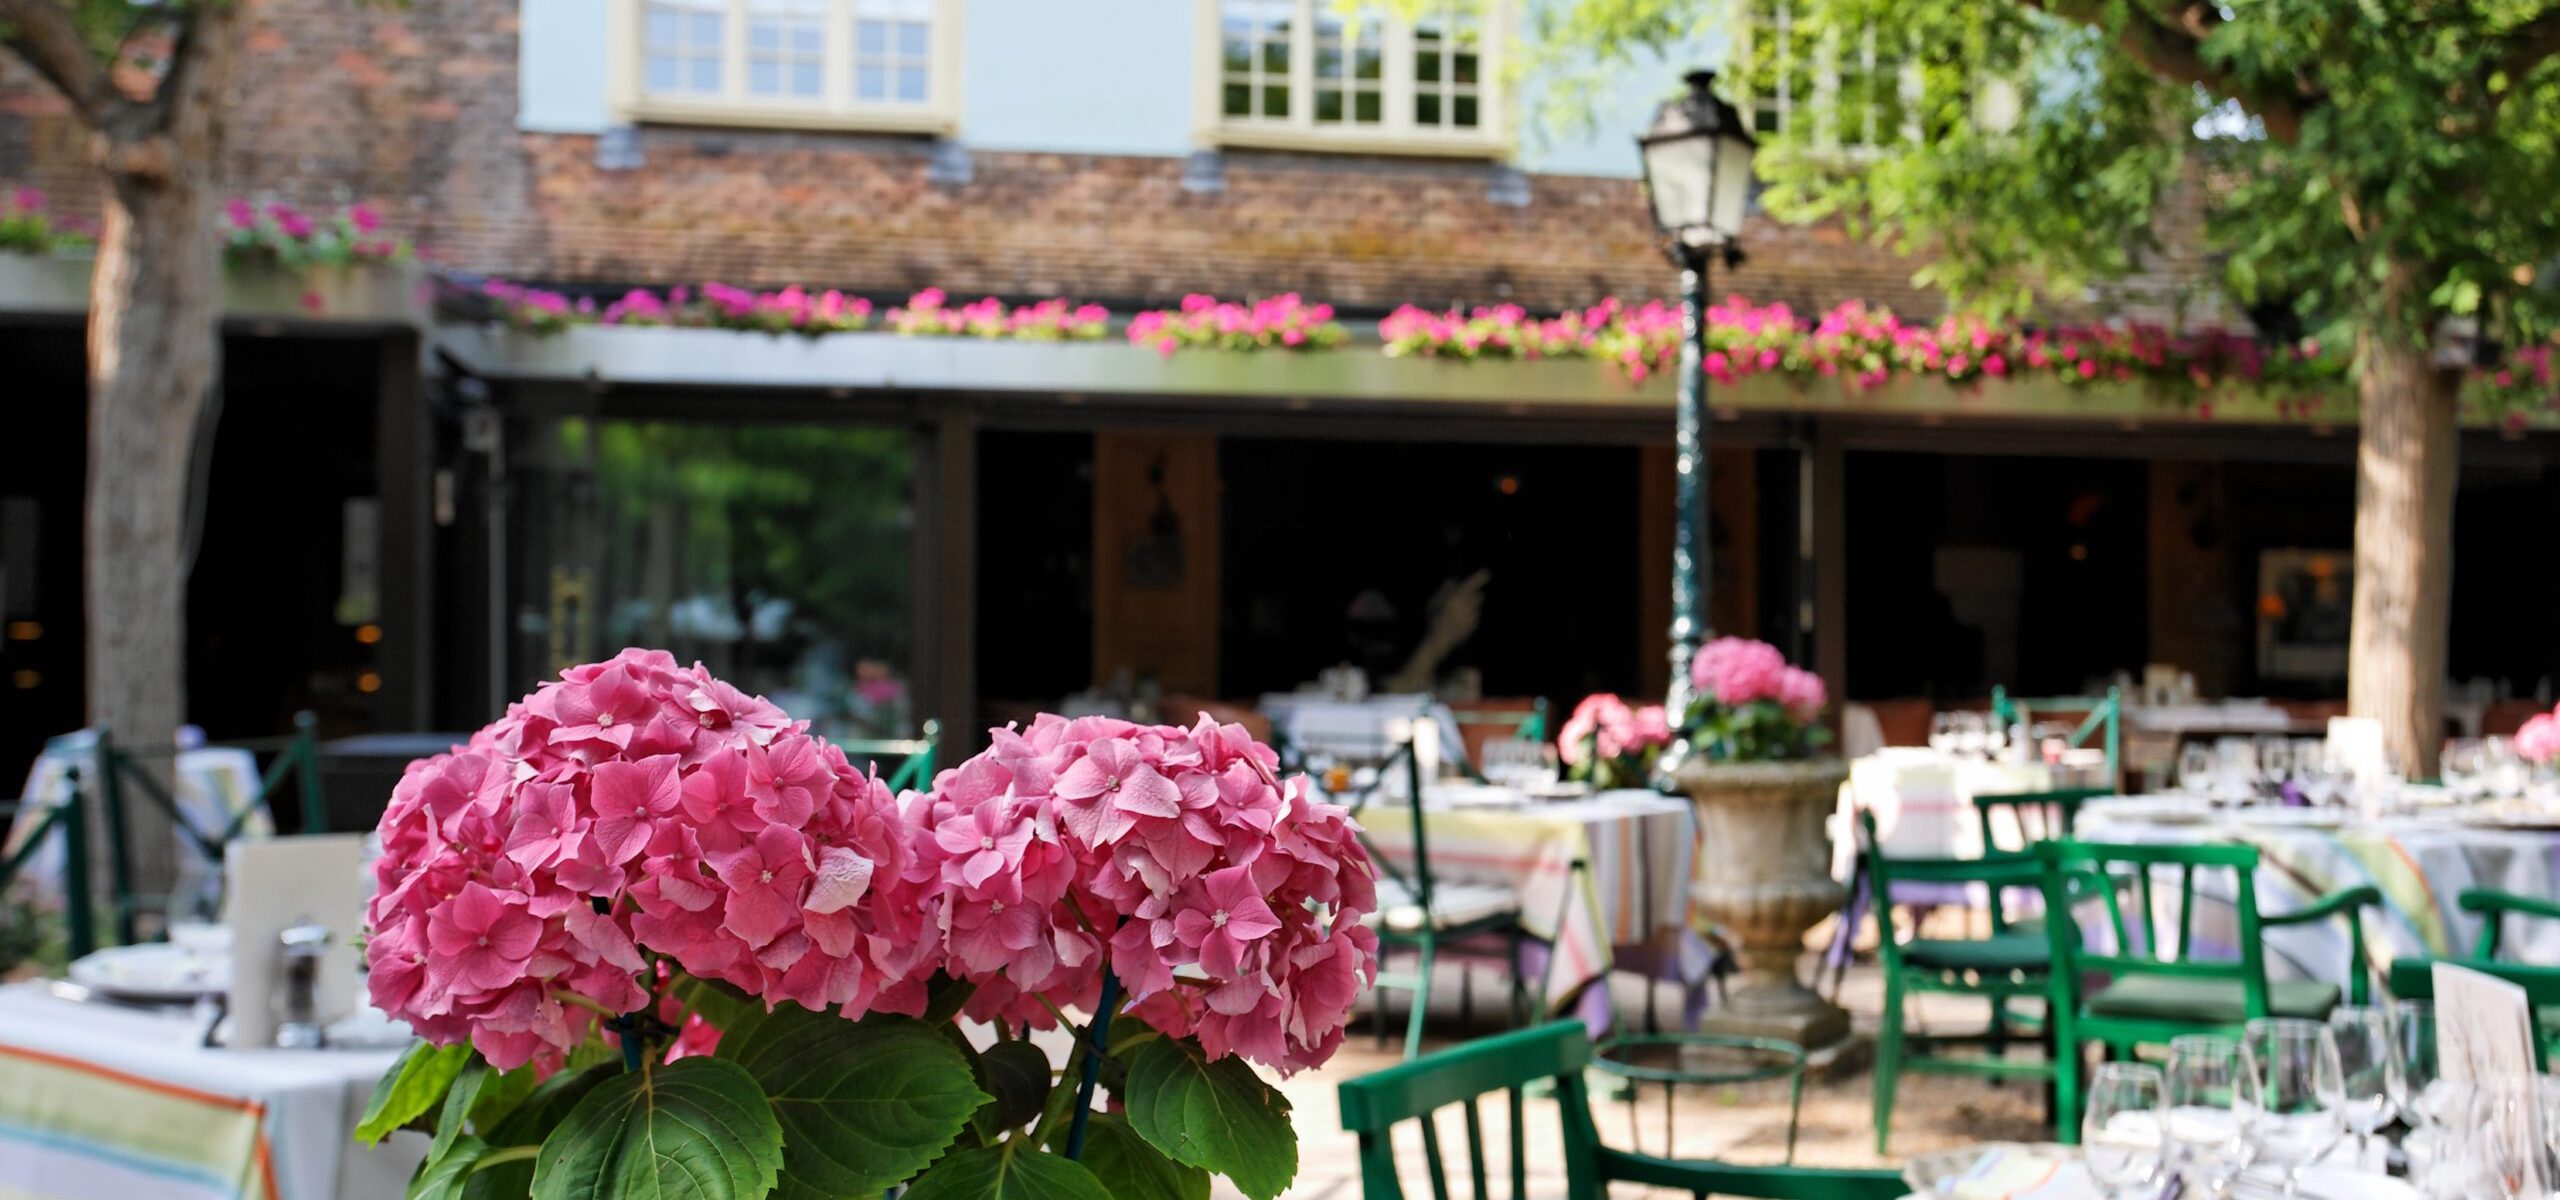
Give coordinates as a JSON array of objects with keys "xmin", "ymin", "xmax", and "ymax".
[
  {"xmin": 6, "ymin": 740, "xmax": 267, "ymax": 908},
  {"xmin": 0, "ymin": 983, "xmax": 421, "ymax": 1199},
  {"xmin": 1839, "ymin": 750, "xmax": 2099, "ymax": 871}
]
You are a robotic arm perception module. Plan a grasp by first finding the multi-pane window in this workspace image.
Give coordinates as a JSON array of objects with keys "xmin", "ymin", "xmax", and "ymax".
[
  {"xmin": 624, "ymin": 0, "xmax": 954, "ymax": 129},
  {"xmin": 1736, "ymin": 0, "xmax": 1912, "ymax": 151},
  {"xmin": 1212, "ymin": 0, "xmax": 1504, "ymax": 153}
]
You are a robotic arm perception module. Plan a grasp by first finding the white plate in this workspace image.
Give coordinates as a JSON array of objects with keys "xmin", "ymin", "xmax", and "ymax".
[{"xmin": 68, "ymin": 943, "xmax": 232, "ymax": 1002}]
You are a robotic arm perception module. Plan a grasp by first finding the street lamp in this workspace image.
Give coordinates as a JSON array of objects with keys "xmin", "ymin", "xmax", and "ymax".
[{"xmin": 1638, "ymin": 69, "xmax": 1757, "ymax": 718}]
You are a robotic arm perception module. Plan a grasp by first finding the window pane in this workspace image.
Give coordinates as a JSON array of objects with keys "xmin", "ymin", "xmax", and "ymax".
[
  {"xmin": 1261, "ymin": 84, "xmax": 1289, "ymax": 116},
  {"xmin": 1453, "ymin": 51, "xmax": 1477, "ymax": 84},
  {"xmin": 1354, "ymin": 89, "xmax": 1380, "ymax": 123},
  {"xmin": 1356, "ymin": 43, "xmax": 1382, "ymax": 81},
  {"xmin": 857, "ymin": 63, "xmax": 887, "ymax": 98},
  {"xmin": 690, "ymin": 13, "xmax": 722, "ymax": 46},
  {"xmin": 1261, "ymin": 40, "xmax": 1288, "ymax": 72},
  {"xmin": 857, "ymin": 20, "xmax": 886, "ymax": 54},
  {"xmin": 647, "ymin": 54, "xmax": 680, "ymax": 90},
  {"xmin": 790, "ymin": 25, "xmax": 821, "ymax": 54},
  {"xmin": 1416, "ymin": 92, "xmax": 1440, "ymax": 125},
  {"xmin": 1224, "ymin": 82, "xmax": 1252, "ymax": 116},
  {"xmin": 750, "ymin": 20, "xmax": 780, "ymax": 50},
  {"xmin": 1453, "ymin": 93, "xmax": 1477, "ymax": 127},
  {"xmin": 690, "ymin": 57, "xmax": 722, "ymax": 91},
  {"xmin": 1315, "ymin": 88, "xmax": 1342, "ymax": 122},
  {"xmin": 1224, "ymin": 40, "xmax": 1252, "ymax": 74},
  {"xmin": 896, "ymin": 21, "xmax": 927, "ymax": 57},
  {"xmin": 1417, "ymin": 50, "xmax": 1439, "ymax": 83},
  {"xmin": 646, "ymin": 10, "xmax": 679, "ymax": 48},
  {"xmin": 750, "ymin": 60, "xmax": 779, "ymax": 93},
  {"xmin": 1316, "ymin": 45, "xmax": 1342, "ymax": 79},
  {"xmin": 791, "ymin": 61, "xmax": 821, "ymax": 95},
  {"xmin": 896, "ymin": 66, "xmax": 926, "ymax": 101}
]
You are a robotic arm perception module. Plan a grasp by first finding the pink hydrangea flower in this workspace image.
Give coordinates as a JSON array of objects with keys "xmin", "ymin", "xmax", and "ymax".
[{"xmin": 2519, "ymin": 710, "xmax": 2560, "ymax": 765}]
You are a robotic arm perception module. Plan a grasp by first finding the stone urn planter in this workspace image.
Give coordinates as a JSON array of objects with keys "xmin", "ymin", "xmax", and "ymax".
[{"xmin": 1674, "ymin": 756, "xmax": 1852, "ymax": 1049}]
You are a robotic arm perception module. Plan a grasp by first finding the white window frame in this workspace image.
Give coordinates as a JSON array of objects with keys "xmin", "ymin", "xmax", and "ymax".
[
  {"xmin": 609, "ymin": 0, "xmax": 964, "ymax": 134},
  {"xmin": 1194, "ymin": 0, "xmax": 1511, "ymax": 158},
  {"xmin": 1731, "ymin": 0, "xmax": 1918, "ymax": 156}
]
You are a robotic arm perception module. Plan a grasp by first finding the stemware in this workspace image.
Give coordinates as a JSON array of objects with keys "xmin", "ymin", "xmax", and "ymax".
[
  {"xmin": 2166, "ymin": 1034, "xmax": 2260, "ymax": 1198},
  {"xmin": 2443, "ymin": 738, "xmax": 2484, "ymax": 801},
  {"xmin": 2179, "ymin": 743, "xmax": 2219, "ymax": 796},
  {"xmin": 2482, "ymin": 736, "xmax": 2528, "ymax": 800},
  {"xmin": 2082, "ymin": 1062, "xmax": 2170, "ymax": 1199},
  {"xmin": 2326, "ymin": 1006, "xmax": 2399, "ymax": 1169},
  {"xmin": 2256, "ymin": 735, "xmax": 2294, "ymax": 797},
  {"xmin": 1929, "ymin": 712, "xmax": 1957, "ymax": 755},
  {"xmin": 2237, "ymin": 1017, "xmax": 2345, "ymax": 1196}
]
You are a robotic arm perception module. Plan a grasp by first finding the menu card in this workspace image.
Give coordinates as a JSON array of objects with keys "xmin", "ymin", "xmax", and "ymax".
[
  {"xmin": 226, "ymin": 834, "xmax": 366, "ymax": 1048},
  {"xmin": 2432, "ymin": 961, "xmax": 2547, "ymax": 1194}
]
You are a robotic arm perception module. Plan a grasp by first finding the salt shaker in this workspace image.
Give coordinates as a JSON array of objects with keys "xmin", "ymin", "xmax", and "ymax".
[{"xmin": 273, "ymin": 919, "xmax": 331, "ymax": 1049}]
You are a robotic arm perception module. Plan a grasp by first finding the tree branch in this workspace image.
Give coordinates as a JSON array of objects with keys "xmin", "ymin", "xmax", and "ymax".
[
  {"xmin": 2027, "ymin": 0, "xmax": 2309, "ymax": 143},
  {"xmin": 0, "ymin": 0, "xmax": 116, "ymax": 126},
  {"xmin": 2499, "ymin": 9, "xmax": 2560, "ymax": 92}
]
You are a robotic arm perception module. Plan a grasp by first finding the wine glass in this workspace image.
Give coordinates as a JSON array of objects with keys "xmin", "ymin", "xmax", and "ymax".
[
  {"xmin": 1929, "ymin": 712, "xmax": 1957, "ymax": 755},
  {"xmin": 2257, "ymin": 735, "xmax": 2294, "ymax": 796},
  {"xmin": 2179, "ymin": 743, "xmax": 2219, "ymax": 795},
  {"xmin": 2443, "ymin": 738, "xmax": 2484, "ymax": 800},
  {"xmin": 2482, "ymin": 736, "xmax": 2528, "ymax": 800},
  {"xmin": 2467, "ymin": 1079, "xmax": 2559, "ymax": 1200},
  {"xmin": 2167, "ymin": 1034, "xmax": 2260, "ymax": 1198},
  {"xmin": 2082, "ymin": 1062, "xmax": 2170, "ymax": 1199},
  {"xmin": 1954, "ymin": 711, "xmax": 1988, "ymax": 758},
  {"xmin": 2327, "ymin": 1006, "xmax": 2399, "ymax": 1169},
  {"xmin": 2238, "ymin": 1017, "xmax": 2345, "ymax": 1196},
  {"xmin": 2391, "ymin": 1000, "xmax": 2462, "ymax": 1189}
]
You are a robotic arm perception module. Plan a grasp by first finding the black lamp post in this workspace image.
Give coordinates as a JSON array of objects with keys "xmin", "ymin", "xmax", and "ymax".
[{"xmin": 1638, "ymin": 69, "xmax": 1758, "ymax": 718}]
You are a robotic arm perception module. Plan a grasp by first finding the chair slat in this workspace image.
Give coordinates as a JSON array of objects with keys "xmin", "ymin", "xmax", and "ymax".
[
  {"xmin": 1506, "ymin": 1084, "xmax": 1525, "ymax": 1200},
  {"xmin": 1420, "ymin": 1113, "xmax": 1451, "ymax": 1200},
  {"xmin": 1462, "ymin": 1098, "xmax": 1489, "ymax": 1200}
]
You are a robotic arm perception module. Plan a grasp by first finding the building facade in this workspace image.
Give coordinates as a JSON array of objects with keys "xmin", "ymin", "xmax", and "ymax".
[{"xmin": 3, "ymin": 0, "xmax": 2555, "ymax": 785}]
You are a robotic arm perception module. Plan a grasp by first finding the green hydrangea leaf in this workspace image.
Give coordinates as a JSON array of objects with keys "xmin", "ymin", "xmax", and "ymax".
[
  {"xmin": 1123, "ymin": 1037, "xmax": 1295, "ymax": 1200},
  {"xmin": 529, "ymin": 1058, "xmax": 782, "ymax": 1200},
  {"xmin": 725, "ymin": 1011, "xmax": 987, "ymax": 1199},
  {"xmin": 357, "ymin": 1041, "xmax": 470, "ymax": 1145},
  {"xmin": 902, "ymin": 1146, "xmax": 1114, "ymax": 1200},
  {"xmin": 1068, "ymin": 1113, "xmax": 1209, "ymax": 1200}
]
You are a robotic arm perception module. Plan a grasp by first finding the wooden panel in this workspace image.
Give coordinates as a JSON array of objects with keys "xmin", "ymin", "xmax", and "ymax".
[
  {"xmin": 1092, "ymin": 432, "xmax": 1221, "ymax": 695},
  {"xmin": 2147, "ymin": 460, "xmax": 2237, "ymax": 697}
]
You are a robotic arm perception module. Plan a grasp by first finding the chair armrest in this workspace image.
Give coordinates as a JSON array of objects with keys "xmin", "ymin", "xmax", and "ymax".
[
  {"xmin": 2263, "ymin": 885, "xmax": 2383, "ymax": 926},
  {"xmin": 1871, "ymin": 853, "xmax": 2044, "ymax": 888},
  {"xmin": 2461, "ymin": 888, "xmax": 2560, "ymax": 924}
]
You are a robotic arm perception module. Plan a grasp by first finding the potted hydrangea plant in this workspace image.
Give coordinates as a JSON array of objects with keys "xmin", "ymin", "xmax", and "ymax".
[
  {"xmin": 1558, "ymin": 693, "xmax": 1675, "ymax": 791},
  {"xmin": 356, "ymin": 648, "xmax": 1376, "ymax": 1200},
  {"xmin": 1667, "ymin": 637, "xmax": 1850, "ymax": 1049}
]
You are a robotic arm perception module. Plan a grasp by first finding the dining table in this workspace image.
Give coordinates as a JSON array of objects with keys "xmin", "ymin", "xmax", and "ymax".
[
  {"xmin": 1349, "ymin": 784, "xmax": 1706, "ymax": 1033},
  {"xmin": 2078, "ymin": 794, "xmax": 2560, "ymax": 982},
  {"xmin": 0, "ymin": 982, "xmax": 424, "ymax": 1199}
]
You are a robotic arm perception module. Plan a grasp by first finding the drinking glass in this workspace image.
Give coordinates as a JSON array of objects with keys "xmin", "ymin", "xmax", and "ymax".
[
  {"xmin": 2238, "ymin": 1017, "xmax": 2345, "ymax": 1196},
  {"xmin": 2460, "ymin": 1077, "xmax": 2560, "ymax": 1200},
  {"xmin": 2482, "ymin": 736, "xmax": 2528, "ymax": 799},
  {"xmin": 1929, "ymin": 712, "xmax": 1957, "ymax": 755},
  {"xmin": 2327, "ymin": 1006, "xmax": 2399, "ymax": 1168},
  {"xmin": 2167, "ymin": 1034, "xmax": 2260, "ymax": 1198},
  {"xmin": 1953, "ymin": 711, "xmax": 1988, "ymax": 758},
  {"xmin": 2257, "ymin": 735, "xmax": 2294, "ymax": 794},
  {"xmin": 2082, "ymin": 1062, "xmax": 2170, "ymax": 1199},
  {"xmin": 2179, "ymin": 743, "xmax": 2219, "ymax": 795},
  {"xmin": 2443, "ymin": 738, "xmax": 2484, "ymax": 800}
]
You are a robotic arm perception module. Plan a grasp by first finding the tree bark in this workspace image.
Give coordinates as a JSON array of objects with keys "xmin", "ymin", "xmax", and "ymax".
[
  {"xmin": 82, "ymin": 8, "xmax": 239, "ymax": 911},
  {"xmin": 2348, "ymin": 322, "xmax": 2461, "ymax": 781}
]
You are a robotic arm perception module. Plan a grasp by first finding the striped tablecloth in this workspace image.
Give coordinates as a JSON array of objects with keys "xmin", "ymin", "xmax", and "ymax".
[
  {"xmin": 1354, "ymin": 789, "xmax": 1697, "ymax": 1014},
  {"xmin": 0, "ymin": 984, "xmax": 420, "ymax": 1199},
  {"xmin": 2079, "ymin": 799, "xmax": 2560, "ymax": 983}
]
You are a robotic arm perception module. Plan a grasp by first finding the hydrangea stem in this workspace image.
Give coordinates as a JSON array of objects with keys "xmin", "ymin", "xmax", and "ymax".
[{"xmin": 1062, "ymin": 967, "xmax": 1120, "ymax": 1160}]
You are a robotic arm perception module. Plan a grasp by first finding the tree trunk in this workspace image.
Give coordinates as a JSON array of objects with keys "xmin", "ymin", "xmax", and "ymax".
[
  {"xmin": 2348, "ymin": 325, "xmax": 2461, "ymax": 781},
  {"xmin": 83, "ymin": 9, "xmax": 239, "ymax": 916}
]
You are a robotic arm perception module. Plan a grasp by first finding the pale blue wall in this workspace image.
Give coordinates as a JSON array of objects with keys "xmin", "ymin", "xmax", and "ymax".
[
  {"xmin": 961, "ymin": 0, "xmax": 1198, "ymax": 157},
  {"xmin": 520, "ymin": 0, "xmax": 614, "ymax": 134},
  {"xmin": 511, "ymin": 0, "xmax": 1724, "ymax": 178}
]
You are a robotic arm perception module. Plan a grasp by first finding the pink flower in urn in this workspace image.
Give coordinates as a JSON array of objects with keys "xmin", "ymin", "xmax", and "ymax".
[
  {"xmin": 2518, "ymin": 711, "xmax": 2560, "ymax": 765},
  {"xmin": 1776, "ymin": 667, "xmax": 1828, "ymax": 721},
  {"xmin": 1559, "ymin": 693, "xmax": 1636, "ymax": 765},
  {"xmin": 1692, "ymin": 636, "xmax": 1789, "ymax": 706}
]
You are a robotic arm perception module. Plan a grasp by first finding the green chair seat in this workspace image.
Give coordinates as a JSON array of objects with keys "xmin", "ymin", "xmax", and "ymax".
[
  {"xmin": 1902, "ymin": 932, "xmax": 2050, "ymax": 974},
  {"xmin": 2085, "ymin": 974, "xmax": 2340, "ymax": 1023}
]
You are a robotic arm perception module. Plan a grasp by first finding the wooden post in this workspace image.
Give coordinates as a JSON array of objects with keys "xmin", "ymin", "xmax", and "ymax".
[
  {"xmin": 1810, "ymin": 421, "xmax": 1848, "ymax": 702},
  {"xmin": 921, "ymin": 406, "xmax": 980, "ymax": 758},
  {"xmin": 373, "ymin": 331, "xmax": 431, "ymax": 729}
]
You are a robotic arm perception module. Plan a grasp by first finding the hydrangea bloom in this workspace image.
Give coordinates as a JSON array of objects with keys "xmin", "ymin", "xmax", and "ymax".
[
  {"xmin": 1692, "ymin": 635, "xmax": 1825, "ymax": 722},
  {"xmin": 364, "ymin": 648, "xmax": 926, "ymax": 1070},
  {"xmin": 907, "ymin": 713, "xmax": 1379, "ymax": 1074},
  {"xmin": 2519, "ymin": 709, "xmax": 2560, "ymax": 765}
]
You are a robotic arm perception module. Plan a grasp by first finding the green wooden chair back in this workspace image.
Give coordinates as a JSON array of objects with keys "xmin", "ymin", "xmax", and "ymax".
[
  {"xmin": 2385, "ymin": 957, "xmax": 2560, "ymax": 1071},
  {"xmin": 1972, "ymin": 787, "xmax": 2108, "ymax": 855},
  {"xmin": 2035, "ymin": 839, "xmax": 2270, "ymax": 1004},
  {"xmin": 1989, "ymin": 686, "xmax": 2122, "ymax": 789},
  {"xmin": 836, "ymin": 719, "xmax": 940, "ymax": 793},
  {"xmin": 2459, "ymin": 887, "xmax": 2560, "ymax": 960},
  {"xmin": 1858, "ymin": 811, "xmax": 2043, "ymax": 956},
  {"xmin": 1337, "ymin": 1021, "xmax": 1905, "ymax": 1200}
]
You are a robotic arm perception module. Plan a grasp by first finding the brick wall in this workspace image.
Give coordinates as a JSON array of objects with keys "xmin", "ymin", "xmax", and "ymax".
[{"xmin": 0, "ymin": 0, "xmax": 2228, "ymax": 323}]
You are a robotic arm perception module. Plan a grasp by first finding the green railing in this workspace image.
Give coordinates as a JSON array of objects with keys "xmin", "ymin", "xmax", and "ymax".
[
  {"xmin": 1990, "ymin": 686, "xmax": 2123, "ymax": 790},
  {"xmin": 0, "ymin": 712, "xmax": 324, "ymax": 959}
]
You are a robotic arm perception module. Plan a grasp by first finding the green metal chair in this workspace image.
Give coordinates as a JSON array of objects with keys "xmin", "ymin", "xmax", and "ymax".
[
  {"xmin": 2459, "ymin": 886, "xmax": 2560, "ymax": 961},
  {"xmin": 1990, "ymin": 687, "xmax": 2123, "ymax": 790},
  {"xmin": 1337, "ymin": 1021, "xmax": 1907, "ymax": 1200},
  {"xmin": 2383, "ymin": 957, "xmax": 2560, "ymax": 1070},
  {"xmin": 835, "ymin": 719, "xmax": 940, "ymax": 793},
  {"xmin": 1859, "ymin": 809, "xmax": 2054, "ymax": 1153},
  {"xmin": 2034, "ymin": 839, "xmax": 2380, "ymax": 1141},
  {"xmin": 1345, "ymin": 736, "xmax": 1537, "ymax": 1059},
  {"xmin": 1971, "ymin": 787, "xmax": 2108, "ymax": 856}
]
